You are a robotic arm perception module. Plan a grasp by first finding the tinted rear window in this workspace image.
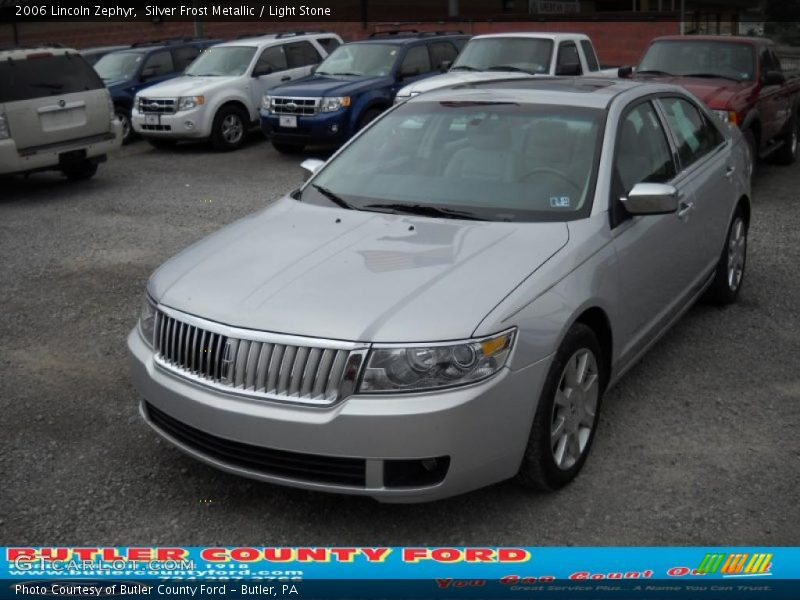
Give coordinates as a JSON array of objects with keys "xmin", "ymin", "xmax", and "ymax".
[{"xmin": 0, "ymin": 53, "xmax": 104, "ymax": 103}]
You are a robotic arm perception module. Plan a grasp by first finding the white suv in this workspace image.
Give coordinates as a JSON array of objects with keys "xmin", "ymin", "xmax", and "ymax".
[
  {"xmin": 0, "ymin": 46, "xmax": 122, "ymax": 179},
  {"xmin": 131, "ymin": 31, "xmax": 342, "ymax": 151}
]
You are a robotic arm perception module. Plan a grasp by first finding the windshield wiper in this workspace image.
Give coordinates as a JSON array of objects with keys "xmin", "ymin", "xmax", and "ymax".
[
  {"xmin": 310, "ymin": 184, "xmax": 353, "ymax": 210},
  {"xmin": 636, "ymin": 69, "xmax": 674, "ymax": 76},
  {"xmin": 487, "ymin": 65, "xmax": 535, "ymax": 74},
  {"xmin": 332, "ymin": 72, "xmax": 362, "ymax": 77},
  {"xmin": 364, "ymin": 203, "xmax": 482, "ymax": 220},
  {"xmin": 450, "ymin": 65, "xmax": 479, "ymax": 71},
  {"xmin": 683, "ymin": 72, "xmax": 742, "ymax": 82}
]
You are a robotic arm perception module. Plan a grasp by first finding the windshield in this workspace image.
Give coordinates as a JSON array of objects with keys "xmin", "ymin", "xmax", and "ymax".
[
  {"xmin": 638, "ymin": 40, "xmax": 755, "ymax": 81},
  {"xmin": 302, "ymin": 101, "xmax": 604, "ymax": 222},
  {"xmin": 452, "ymin": 38, "xmax": 554, "ymax": 74},
  {"xmin": 316, "ymin": 43, "xmax": 399, "ymax": 77},
  {"xmin": 94, "ymin": 51, "xmax": 144, "ymax": 82},
  {"xmin": 184, "ymin": 46, "xmax": 256, "ymax": 77}
]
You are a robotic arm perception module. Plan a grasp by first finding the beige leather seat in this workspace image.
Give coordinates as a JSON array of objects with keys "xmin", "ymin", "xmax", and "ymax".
[{"xmin": 444, "ymin": 117, "xmax": 514, "ymax": 182}]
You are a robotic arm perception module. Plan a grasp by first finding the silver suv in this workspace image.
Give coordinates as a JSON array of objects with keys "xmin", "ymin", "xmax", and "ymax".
[{"xmin": 0, "ymin": 46, "xmax": 122, "ymax": 180}]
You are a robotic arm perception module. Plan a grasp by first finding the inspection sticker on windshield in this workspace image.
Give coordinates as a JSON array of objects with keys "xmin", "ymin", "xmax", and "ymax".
[{"xmin": 550, "ymin": 196, "xmax": 571, "ymax": 208}]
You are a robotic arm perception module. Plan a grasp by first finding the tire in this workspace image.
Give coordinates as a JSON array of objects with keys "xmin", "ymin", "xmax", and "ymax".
[
  {"xmin": 62, "ymin": 160, "xmax": 98, "ymax": 181},
  {"xmin": 210, "ymin": 106, "xmax": 248, "ymax": 151},
  {"xmin": 356, "ymin": 107, "xmax": 383, "ymax": 132},
  {"xmin": 515, "ymin": 323, "xmax": 605, "ymax": 491},
  {"xmin": 115, "ymin": 107, "xmax": 134, "ymax": 144},
  {"xmin": 703, "ymin": 208, "xmax": 748, "ymax": 306},
  {"xmin": 743, "ymin": 128, "xmax": 758, "ymax": 177},
  {"xmin": 272, "ymin": 141, "xmax": 306, "ymax": 154},
  {"xmin": 147, "ymin": 138, "xmax": 178, "ymax": 150},
  {"xmin": 771, "ymin": 112, "xmax": 798, "ymax": 166}
]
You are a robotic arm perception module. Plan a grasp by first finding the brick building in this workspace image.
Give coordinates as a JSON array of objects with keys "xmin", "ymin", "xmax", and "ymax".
[{"xmin": 0, "ymin": 0, "xmax": 765, "ymax": 66}]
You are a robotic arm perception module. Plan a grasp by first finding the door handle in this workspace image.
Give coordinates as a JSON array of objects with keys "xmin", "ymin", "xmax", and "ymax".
[
  {"xmin": 725, "ymin": 165, "xmax": 736, "ymax": 178},
  {"xmin": 281, "ymin": 76, "xmax": 291, "ymax": 82},
  {"xmin": 678, "ymin": 201, "xmax": 695, "ymax": 219}
]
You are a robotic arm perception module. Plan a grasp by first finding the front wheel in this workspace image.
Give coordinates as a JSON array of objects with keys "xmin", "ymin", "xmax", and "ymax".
[
  {"xmin": 515, "ymin": 323, "xmax": 605, "ymax": 491},
  {"xmin": 115, "ymin": 107, "xmax": 134, "ymax": 144},
  {"xmin": 211, "ymin": 106, "xmax": 247, "ymax": 151},
  {"xmin": 743, "ymin": 129, "xmax": 758, "ymax": 177},
  {"xmin": 703, "ymin": 210, "xmax": 748, "ymax": 305},
  {"xmin": 356, "ymin": 107, "xmax": 383, "ymax": 132},
  {"xmin": 772, "ymin": 113, "xmax": 798, "ymax": 166}
]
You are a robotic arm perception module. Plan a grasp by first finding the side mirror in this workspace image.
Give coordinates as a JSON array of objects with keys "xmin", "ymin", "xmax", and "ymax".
[
  {"xmin": 764, "ymin": 70, "xmax": 785, "ymax": 86},
  {"xmin": 555, "ymin": 63, "xmax": 581, "ymax": 76},
  {"xmin": 252, "ymin": 65, "xmax": 273, "ymax": 78},
  {"xmin": 439, "ymin": 60, "xmax": 452, "ymax": 72},
  {"xmin": 618, "ymin": 65, "xmax": 634, "ymax": 78},
  {"xmin": 621, "ymin": 183, "xmax": 679, "ymax": 215},
  {"xmin": 310, "ymin": 65, "xmax": 318, "ymax": 74},
  {"xmin": 300, "ymin": 158, "xmax": 325, "ymax": 178}
]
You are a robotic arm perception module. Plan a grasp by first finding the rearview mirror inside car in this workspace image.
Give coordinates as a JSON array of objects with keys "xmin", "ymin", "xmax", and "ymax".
[
  {"xmin": 300, "ymin": 158, "xmax": 325, "ymax": 179},
  {"xmin": 621, "ymin": 183, "xmax": 679, "ymax": 215}
]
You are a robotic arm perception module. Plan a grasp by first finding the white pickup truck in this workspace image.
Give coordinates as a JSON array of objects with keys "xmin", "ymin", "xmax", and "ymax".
[{"xmin": 395, "ymin": 32, "xmax": 616, "ymax": 103}]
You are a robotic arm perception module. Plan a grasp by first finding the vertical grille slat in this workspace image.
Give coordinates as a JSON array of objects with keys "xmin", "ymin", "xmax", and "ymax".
[{"xmin": 153, "ymin": 311, "xmax": 358, "ymax": 406}]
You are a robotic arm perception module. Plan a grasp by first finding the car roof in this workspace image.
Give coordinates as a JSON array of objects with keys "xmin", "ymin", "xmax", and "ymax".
[
  {"xmin": 471, "ymin": 32, "xmax": 589, "ymax": 42},
  {"xmin": 351, "ymin": 33, "xmax": 470, "ymax": 46},
  {"xmin": 0, "ymin": 46, "xmax": 79, "ymax": 60},
  {"xmin": 216, "ymin": 32, "xmax": 338, "ymax": 48},
  {"xmin": 651, "ymin": 35, "xmax": 769, "ymax": 46},
  {"xmin": 410, "ymin": 77, "xmax": 681, "ymax": 110}
]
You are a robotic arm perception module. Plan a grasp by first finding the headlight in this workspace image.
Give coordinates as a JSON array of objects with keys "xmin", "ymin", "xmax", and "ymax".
[
  {"xmin": 139, "ymin": 295, "xmax": 157, "ymax": 347},
  {"xmin": 0, "ymin": 112, "xmax": 9, "ymax": 140},
  {"xmin": 177, "ymin": 96, "xmax": 204, "ymax": 111},
  {"xmin": 359, "ymin": 330, "xmax": 515, "ymax": 393},
  {"xmin": 319, "ymin": 96, "xmax": 350, "ymax": 112},
  {"xmin": 262, "ymin": 95, "xmax": 272, "ymax": 111},
  {"xmin": 714, "ymin": 110, "xmax": 738, "ymax": 125}
]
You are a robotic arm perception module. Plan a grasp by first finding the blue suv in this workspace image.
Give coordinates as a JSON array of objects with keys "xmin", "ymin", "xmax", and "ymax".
[
  {"xmin": 93, "ymin": 37, "xmax": 220, "ymax": 143},
  {"xmin": 260, "ymin": 30, "xmax": 469, "ymax": 152}
]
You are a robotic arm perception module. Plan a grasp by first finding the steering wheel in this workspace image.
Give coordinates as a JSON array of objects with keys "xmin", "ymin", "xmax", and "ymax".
[{"xmin": 521, "ymin": 167, "xmax": 581, "ymax": 195}]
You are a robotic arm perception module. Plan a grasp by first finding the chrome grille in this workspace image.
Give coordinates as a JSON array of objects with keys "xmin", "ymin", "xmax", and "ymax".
[
  {"xmin": 154, "ymin": 310, "xmax": 365, "ymax": 406},
  {"xmin": 271, "ymin": 97, "xmax": 319, "ymax": 116},
  {"xmin": 138, "ymin": 97, "xmax": 177, "ymax": 114}
]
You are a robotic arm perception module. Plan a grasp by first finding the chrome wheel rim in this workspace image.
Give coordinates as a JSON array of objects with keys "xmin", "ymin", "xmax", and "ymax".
[
  {"xmin": 221, "ymin": 114, "xmax": 243, "ymax": 144},
  {"xmin": 550, "ymin": 348, "xmax": 599, "ymax": 470},
  {"xmin": 727, "ymin": 217, "xmax": 746, "ymax": 291},
  {"xmin": 117, "ymin": 111, "xmax": 130, "ymax": 140}
]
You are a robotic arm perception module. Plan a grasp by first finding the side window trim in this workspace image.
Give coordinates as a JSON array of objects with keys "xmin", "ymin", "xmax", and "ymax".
[{"xmin": 655, "ymin": 95, "xmax": 727, "ymax": 176}]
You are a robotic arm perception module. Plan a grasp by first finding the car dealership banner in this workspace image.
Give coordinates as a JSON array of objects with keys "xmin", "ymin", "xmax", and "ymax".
[{"xmin": 2, "ymin": 547, "xmax": 799, "ymax": 598}]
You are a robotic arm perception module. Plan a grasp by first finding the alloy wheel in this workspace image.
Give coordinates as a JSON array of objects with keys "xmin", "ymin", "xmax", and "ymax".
[
  {"xmin": 727, "ymin": 217, "xmax": 747, "ymax": 291},
  {"xmin": 221, "ymin": 114, "xmax": 244, "ymax": 145},
  {"xmin": 550, "ymin": 348, "xmax": 599, "ymax": 470}
]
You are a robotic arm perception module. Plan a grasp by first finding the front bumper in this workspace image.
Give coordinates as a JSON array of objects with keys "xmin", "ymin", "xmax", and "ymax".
[
  {"xmin": 131, "ymin": 106, "xmax": 211, "ymax": 140},
  {"xmin": 128, "ymin": 327, "xmax": 550, "ymax": 502},
  {"xmin": 0, "ymin": 122, "xmax": 121, "ymax": 175},
  {"xmin": 259, "ymin": 109, "xmax": 351, "ymax": 146}
]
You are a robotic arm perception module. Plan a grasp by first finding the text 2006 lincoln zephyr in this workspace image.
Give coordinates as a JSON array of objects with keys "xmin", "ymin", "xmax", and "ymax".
[{"xmin": 128, "ymin": 78, "xmax": 750, "ymax": 502}]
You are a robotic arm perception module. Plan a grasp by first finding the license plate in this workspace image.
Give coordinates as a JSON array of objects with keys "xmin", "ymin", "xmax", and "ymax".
[
  {"xmin": 145, "ymin": 114, "xmax": 160, "ymax": 125},
  {"xmin": 279, "ymin": 115, "xmax": 297, "ymax": 128}
]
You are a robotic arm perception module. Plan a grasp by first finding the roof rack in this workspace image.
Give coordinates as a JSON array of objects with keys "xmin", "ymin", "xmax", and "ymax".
[
  {"xmin": 131, "ymin": 37, "xmax": 210, "ymax": 48},
  {"xmin": 369, "ymin": 29, "xmax": 420, "ymax": 38},
  {"xmin": 276, "ymin": 29, "xmax": 328, "ymax": 38},
  {"xmin": 0, "ymin": 42, "xmax": 66, "ymax": 51},
  {"xmin": 418, "ymin": 30, "xmax": 464, "ymax": 36}
]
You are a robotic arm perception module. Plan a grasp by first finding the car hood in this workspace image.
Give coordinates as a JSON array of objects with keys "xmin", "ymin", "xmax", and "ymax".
[
  {"xmin": 399, "ymin": 70, "xmax": 532, "ymax": 96},
  {"xmin": 271, "ymin": 74, "xmax": 393, "ymax": 97},
  {"xmin": 149, "ymin": 197, "xmax": 569, "ymax": 342},
  {"xmin": 638, "ymin": 75, "xmax": 754, "ymax": 108},
  {"xmin": 135, "ymin": 75, "xmax": 235, "ymax": 96}
]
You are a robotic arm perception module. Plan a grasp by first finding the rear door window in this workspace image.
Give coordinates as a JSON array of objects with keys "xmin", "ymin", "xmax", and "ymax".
[
  {"xmin": 284, "ymin": 41, "xmax": 322, "ymax": 68},
  {"xmin": 0, "ymin": 53, "xmax": 104, "ymax": 103},
  {"xmin": 580, "ymin": 40, "xmax": 600, "ymax": 72},
  {"xmin": 400, "ymin": 45, "xmax": 431, "ymax": 75},
  {"xmin": 429, "ymin": 42, "xmax": 458, "ymax": 69},
  {"xmin": 172, "ymin": 45, "xmax": 201, "ymax": 71},
  {"xmin": 142, "ymin": 50, "xmax": 174, "ymax": 77}
]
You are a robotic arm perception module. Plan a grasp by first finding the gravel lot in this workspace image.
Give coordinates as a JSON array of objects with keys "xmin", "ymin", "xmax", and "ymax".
[{"xmin": 1, "ymin": 135, "xmax": 799, "ymax": 546}]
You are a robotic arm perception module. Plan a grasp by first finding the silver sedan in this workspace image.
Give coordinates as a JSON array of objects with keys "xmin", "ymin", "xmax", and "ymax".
[{"xmin": 128, "ymin": 77, "xmax": 751, "ymax": 502}]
